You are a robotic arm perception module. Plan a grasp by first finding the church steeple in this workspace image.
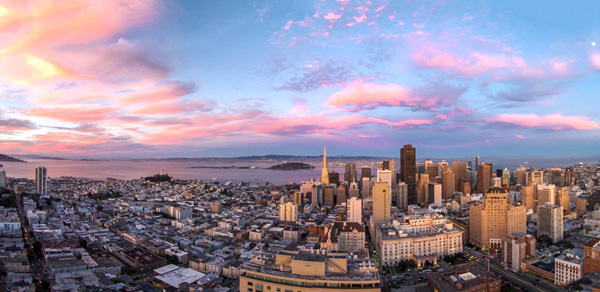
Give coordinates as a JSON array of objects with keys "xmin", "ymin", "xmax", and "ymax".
[{"xmin": 321, "ymin": 144, "xmax": 329, "ymax": 185}]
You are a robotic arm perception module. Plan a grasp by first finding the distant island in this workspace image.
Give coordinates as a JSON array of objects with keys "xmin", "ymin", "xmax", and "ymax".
[
  {"xmin": 0, "ymin": 154, "xmax": 26, "ymax": 163},
  {"xmin": 268, "ymin": 162, "xmax": 314, "ymax": 170},
  {"xmin": 190, "ymin": 166, "xmax": 255, "ymax": 169}
]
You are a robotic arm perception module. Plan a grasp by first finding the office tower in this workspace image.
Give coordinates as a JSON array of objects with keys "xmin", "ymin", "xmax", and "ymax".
[
  {"xmin": 321, "ymin": 145, "xmax": 329, "ymax": 185},
  {"xmin": 556, "ymin": 186, "xmax": 570, "ymax": 213},
  {"xmin": 347, "ymin": 197, "xmax": 363, "ymax": 223},
  {"xmin": 294, "ymin": 192, "xmax": 304, "ymax": 207},
  {"xmin": 476, "ymin": 163, "xmax": 492, "ymax": 194},
  {"xmin": 503, "ymin": 233, "xmax": 536, "ymax": 272},
  {"xmin": 521, "ymin": 185, "xmax": 536, "ymax": 211},
  {"xmin": 537, "ymin": 184, "xmax": 556, "ymax": 206},
  {"xmin": 502, "ymin": 168, "xmax": 510, "ymax": 188},
  {"xmin": 565, "ymin": 168, "xmax": 573, "ymax": 186},
  {"xmin": 300, "ymin": 179, "xmax": 316, "ymax": 194},
  {"xmin": 437, "ymin": 161, "xmax": 448, "ymax": 179},
  {"xmin": 336, "ymin": 183, "xmax": 347, "ymax": 205},
  {"xmin": 400, "ymin": 144, "xmax": 417, "ymax": 204},
  {"xmin": 361, "ymin": 177, "xmax": 372, "ymax": 198},
  {"xmin": 351, "ymin": 163, "xmax": 357, "ymax": 183},
  {"xmin": 311, "ymin": 184, "xmax": 324, "ymax": 207},
  {"xmin": 548, "ymin": 169, "xmax": 563, "ymax": 186},
  {"xmin": 0, "ymin": 170, "xmax": 6, "ymax": 188},
  {"xmin": 423, "ymin": 160, "xmax": 433, "ymax": 174},
  {"xmin": 328, "ymin": 171, "xmax": 339, "ymax": 185},
  {"xmin": 348, "ymin": 182, "xmax": 360, "ymax": 198},
  {"xmin": 496, "ymin": 169, "xmax": 503, "ymax": 178},
  {"xmin": 458, "ymin": 179, "xmax": 471, "ymax": 195},
  {"xmin": 452, "ymin": 161, "xmax": 467, "ymax": 192},
  {"xmin": 516, "ymin": 166, "xmax": 527, "ymax": 186},
  {"xmin": 527, "ymin": 170, "xmax": 543, "ymax": 185},
  {"xmin": 576, "ymin": 196, "xmax": 588, "ymax": 217},
  {"xmin": 441, "ymin": 166, "xmax": 455, "ymax": 200},
  {"xmin": 428, "ymin": 182, "xmax": 442, "ymax": 204},
  {"xmin": 492, "ymin": 177, "xmax": 502, "ymax": 187},
  {"xmin": 372, "ymin": 181, "xmax": 391, "ymax": 223},
  {"xmin": 397, "ymin": 182, "xmax": 408, "ymax": 208},
  {"xmin": 377, "ymin": 169, "xmax": 393, "ymax": 190},
  {"xmin": 475, "ymin": 156, "xmax": 480, "ymax": 167},
  {"xmin": 469, "ymin": 187, "xmax": 527, "ymax": 248},
  {"xmin": 426, "ymin": 164, "xmax": 438, "ymax": 182},
  {"xmin": 323, "ymin": 186, "xmax": 335, "ymax": 207},
  {"xmin": 418, "ymin": 174, "xmax": 430, "ymax": 204},
  {"xmin": 537, "ymin": 203, "xmax": 563, "ymax": 243},
  {"xmin": 279, "ymin": 202, "xmax": 298, "ymax": 225},
  {"xmin": 36, "ymin": 166, "xmax": 47, "ymax": 195},
  {"xmin": 361, "ymin": 167, "xmax": 372, "ymax": 179},
  {"xmin": 344, "ymin": 163, "xmax": 351, "ymax": 183}
]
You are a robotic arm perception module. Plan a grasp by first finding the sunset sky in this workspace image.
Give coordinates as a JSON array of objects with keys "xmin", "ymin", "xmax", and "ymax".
[{"xmin": 1, "ymin": 0, "xmax": 600, "ymax": 158}]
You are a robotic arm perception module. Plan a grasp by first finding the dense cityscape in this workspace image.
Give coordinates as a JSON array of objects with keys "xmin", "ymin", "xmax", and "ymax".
[{"xmin": 0, "ymin": 145, "xmax": 598, "ymax": 292}]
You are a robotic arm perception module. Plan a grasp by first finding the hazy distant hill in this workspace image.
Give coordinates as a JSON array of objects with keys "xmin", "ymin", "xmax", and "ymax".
[{"xmin": 0, "ymin": 154, "xmax": 26, "ymax": 162}]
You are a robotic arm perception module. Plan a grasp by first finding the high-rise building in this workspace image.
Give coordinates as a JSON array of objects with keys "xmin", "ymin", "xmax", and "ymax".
[
  {"xmin": 503, "ymin": 233, "xmax": 536, "ymax": 272},
  {"xmin": 351, "ymin": 163, "xmax": 358, "ymax": 183},
  {"xmin": 515, "ymin": 166, "xmax": 527, "ymax": 186},
  {"xmin": 397, "ymin": 182, "xmax": 408, "ymax": 209},
  {"xmin": 426, "ymin": 164, "xmax": 437, "ymax": 181},
  {"xmin": 520, "ymin": 185, "xmax": 536, "ymax": 211},
  {"xmin": 565, "ymin": 168, "xmax": 574, "ymax": 187},
  {"xmin": 279, "ymin": 202, "xmax": 298, "ymax": 225},
  {"xmin": 294, "ymin": 192, "xmax": 304, "ymax": 207},
  {"xmin": 347, "ymin": 197, "xmax": 363, "ymax": 223},
  {"xmin": 442, "ymin": 166, "xmax": 455, "ymax": 200},
  {"xmin": 372, "ymin": 181, "xmax": 391, "ymax": 223},
  {"xmin": 452, "ymin": 161, "xmax": 467, "ymax": 192},
  {"xmin": 502, "ymin": 168, "xmax": 511, "ymax": 188},
  {"xmin": 321, "ymin": 145, "xmax": 329, "ymax": 185},
  {"xmin": 527, "ymin": 170, "xmax": 543, "ymax": 185},
  {"xmin": 35, "ymin": 166, "xmax": 47, "ymax": 195},
  {"xmin": 336, "ymin": 183, "xmax": 347, "ymax": 205},
  {"xmin": 537, "ymin": 203, "xmax": 563, "ymax": 243},
  {"xmin": 344, "ymin": 163, "xmax": 351, "ymax": 183},
  {"xmin": 548, "ymin": 169, "xmax": 563, "ymax": 186},
  {"xmin": 537, "ymin": 184, "xmax": 556, "ymax": 206},
  {"xmin": 348, "ymin": 182, "xmax": 360, "ymax": 198},
  {"xmin": 428, "ymin": 182, "xmax": 442, "ymax": 204},
  {"xmin": 458, "ymin": 179, "xmax": 471, "ymax": 195},
  {"xmin": 556, "ymin": 186, "xmax": 570, "ymax": 214},
  {"xmin": 311, "ymin": 184, "xmax": 324, "ymax": 207},
  {"xmin": 328, "ymin": 171, "xmax": 339, "ymax": 185},
  {"xmin": 418, "ymin": 174, "xmax": 429, "ymax": 204},
  {"xmin": 323, "ymin": 186, "xmax": 335, "ymax": 207},
  {"xmin": 400, "ymin": 144, "xmax": 417, "ymax": 204},
  {"xmin": 361, "ymin": 166, "xmax": 372, "ymax": 179},
  {"xmin": 585, "ymin": 238, "xmax": 600, "ymax": 274},
  {"xmin": 361, "ymin": 177, "xmax": 372, "ymax": 198},
  {"xmin": 0, "ymin": 170, "xmax": 6, "ymax": 188},
  {"xmin": 476, "ymin": 163, "xmax": 492, "ymax": 194},
  {"xmin": 469, "ymin": 187, "xmax": 527, "ymax": 248},
  {"xmin": 437, "ymin": 161, "xmax": 448, "ymax": 180}
]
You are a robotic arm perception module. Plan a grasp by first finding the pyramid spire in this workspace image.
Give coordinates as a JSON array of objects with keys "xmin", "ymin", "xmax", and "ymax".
[{"xmin": 321, "ymin": 144, "xmax": 329, "ymax": 185}]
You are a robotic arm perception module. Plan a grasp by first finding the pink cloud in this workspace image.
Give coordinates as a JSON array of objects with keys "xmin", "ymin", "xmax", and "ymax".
[
  {"xmin": 488, "ymin": 113, "xmax": 600, "ymax": 130},
  {"xmin": 26, "ymin": 105, "xmax": 118, "ymax": 122},
  {"xmin": 592, "ymin": 54, "xmax": 600, "ymax": 70},
  {"xmin": 353, "ymin": 14, "xmax": 367, "ymax": 23},
  {"xmin": 324, "ymin": 13, "xmax": 342, "ymax": 20},
  {"xmin": 325, "ymin": 79, "xmax": 456, "ymax": 112}
]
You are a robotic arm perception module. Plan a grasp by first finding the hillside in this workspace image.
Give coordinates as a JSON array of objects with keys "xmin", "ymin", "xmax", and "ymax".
[{"xmin": 0, "ymin": 154, "xmax": 25, "ymax": 162}]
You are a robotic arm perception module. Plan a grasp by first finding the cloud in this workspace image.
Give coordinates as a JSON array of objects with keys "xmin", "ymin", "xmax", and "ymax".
[
  {"xmin": 324, "ymin": 13, "xmax": 342, "ymax": 20},
  {"xmin": 26, "ymin": 105, "xmax": 118, "ymax": 123},
  {"xmin": 276, "ymin": 59, "xmax": 358, "ymax": 92},
  {"xmin": 490, "ymin": 81, "xmax": 562, "ymax": 102},
  {"xmin": 0, "ymin": 117, "xmax": 37, "ymax": 131},
  {"xmin": 488, "ymin": 113, "xmax": 600, "ymax": 130},
  {"xmin": 325, "ymin": 79, "xmax": 463, "ymax": 112},
  {"xmin": 592, "ymin": 54, "xmax": 600, "ymax": 71}
]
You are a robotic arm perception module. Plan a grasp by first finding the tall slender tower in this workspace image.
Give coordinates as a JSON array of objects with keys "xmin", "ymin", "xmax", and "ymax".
[
  {"xmin": 321, "ymin": 145, "xmax": 329, "ymax": 185},
  {"xmin": 400, "ymin": 144, "xmax": 417, "ymax": 204},
  {"xmin": 36, "ymin": 166, "xmax": 47, "ymax": 195}
]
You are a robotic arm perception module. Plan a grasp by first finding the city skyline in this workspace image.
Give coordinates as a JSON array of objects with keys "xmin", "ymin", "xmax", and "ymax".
[{"xmin": 1, "ymin": 1, "xmax": 600, "ymax": 158}]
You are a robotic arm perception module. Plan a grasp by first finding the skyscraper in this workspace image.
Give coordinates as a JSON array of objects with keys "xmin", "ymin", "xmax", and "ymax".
[
  {"xmin": 400, "ymin": 144, "xmax": 417, "ymax": 204},
  {"xmin": 469, "ymin": 187, "xmax": 526, "ymax": 248},
  {"xmin": 537, "ymin": 184, "xmax": 555, "ymax": 206},
  {"xmin": 361, "ymin": 167, "xmax": 372, "ymax": 179},
  {"xmin": 442, "ymin": 166, "xmax": 455, "ymax": 200},
  {"xmin": 452, "ymin": 161, "xmax": 467, "ymax": 192},
  {"xmin": 0, "ymin": 169, "xmax": 6, "ymax": 188},
  {"xmin": 515, "ymin": 166, "xmax": 527, "ymax": 186},
  {"xmin": 521, "ymin": 185, "xmax": 536, "ymax": 211},
  {"xmin": 476, "ymin": 163, "xmax": 492, "ymax": 194},
  {"xmin": 347, "ymin": 197, "xmax": 363, "ymax": 223},
  {"xmin": 351, "ymin": 163, "xmax": 358, "ymax": 183},
  {"xmin": 373, "ymin": 181, "xmax": 391, "ymax": 223},
  {"xmin": 279, "ymin": 202, "xmax": 298, "ymax": 225},
  {"xmin": 418, "ymin": 173, "xmax": 430, "ymax": 204},
  {"xmin": 397, "ymin": 182, "xmax": 408, "ymax": 208},
  {"xmin": 537, "ymin": 203, "xmax": 563, "ymax": 243},
  {"xmin": 321, "ymin": 145, "xmax": 329, "ymax": 185},
  {"xmin": 565, "ymin": 168, "xmax": 574, "ymax": 186},
  {"xmin": 36, "ymin": 166, "xmax": 47, "ymax": 195},
  {"xmin": 344, "ymin": 163, "xmax": 351, "ymax": 183}
]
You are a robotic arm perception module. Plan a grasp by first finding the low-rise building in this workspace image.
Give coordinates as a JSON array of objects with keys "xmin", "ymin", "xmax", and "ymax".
[
  {"xmin": 555, "ymin": 248, "xmax": 584, "ymax": 286},
  {"xmin": 416, "ymin": 263, "xmax": 501, "ymax": 292}
]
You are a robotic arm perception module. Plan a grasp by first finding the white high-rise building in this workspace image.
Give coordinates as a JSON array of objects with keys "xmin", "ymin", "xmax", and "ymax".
[
  {"xmin": 35, "ymin": 166, "xmax": 47, "ymax": 195},
  {"xmin": 537, "ymin": 203, "xmax": 563, "ymax": 243},
  {"xmin": 347, "ymin": 197, "xmax": 363, "ymax": 223},
  {"xmin": 279, "ymin": 202, "xmax": 298, "ymax": 225}
]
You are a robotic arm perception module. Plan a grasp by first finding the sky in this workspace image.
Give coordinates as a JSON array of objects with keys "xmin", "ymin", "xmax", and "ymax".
[{"xmin": 1, "ymin": 0, "xmax": 600, "ymax": 158}]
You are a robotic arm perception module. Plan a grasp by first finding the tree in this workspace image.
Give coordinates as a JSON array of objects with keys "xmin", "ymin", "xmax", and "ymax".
[{"xmin": 96, "ymin": 205, "xmax": 103, "ymax": 212}]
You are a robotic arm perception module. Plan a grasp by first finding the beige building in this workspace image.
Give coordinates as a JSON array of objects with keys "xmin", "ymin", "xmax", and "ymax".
[
  {"xmin": 555, "ymin": 249, "xmax": 584, "ymax": 286},
  {"xmin": 239, "ymin": 250, "xmax": 380, "ymax": 292},
  {"xmin": 442, "ymin": 166, "xmax": 455, "ymax": 200},
  {"xmin": 520, "ymin": 185, "xmax": 535, "ymax": 211},
  {"xmin": 556, "ymin": 186, "xmax": 570, "ymax": 214},
  {"xmin": 503, "ymin": 233, "xmax": 536, "ymax": 272},
  {"xmin": 537, "ymin": 184, "xmax": 555, "ymax": 206},
  {"xmin": 418, "ymin": 174, "xmax": 429, "ymax": 204},
  {"xmin": 346, "ymin": 197, "xmax": 362, "ymax": 223},
  {"xmin": 372, "ymin": 181, "xmax": 391, "ymax": 223},
  {"xmin": 321, "ymin": 221, "xmax": 366, "ymax": 253},
  {"xmin": 537, "ymin": 203, "xmax": 563, "ymax": 243},
  {"xmin": 374, "ymin": 214, "xmax": 463, "ymax": 267},
  {"xmin": 469, "ymin": 187, "xmax": 527, "ymax": 248},
  {"xmin": 279, "ymin": 202, "xmax": 298, "ymax": 225}
]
